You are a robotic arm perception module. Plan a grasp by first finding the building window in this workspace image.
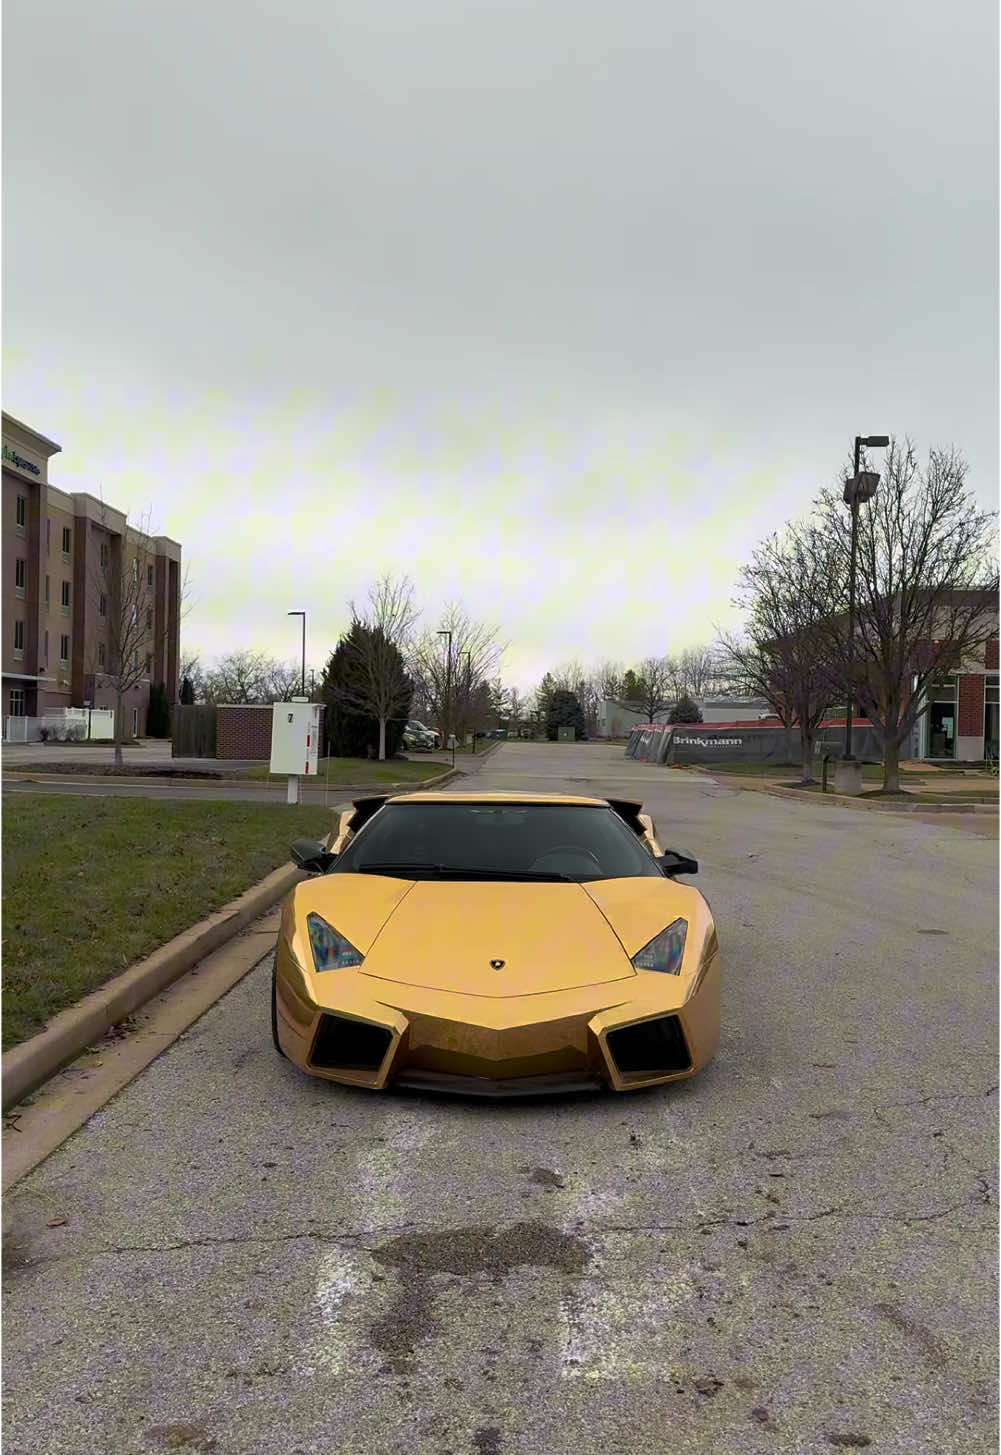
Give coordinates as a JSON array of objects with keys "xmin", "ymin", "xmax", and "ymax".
[
  {"xmin": 984, "ymin": 676, "xmax": 999, "ymax": 763},
  {"xmin": 100, "ymin": 541, "xmax": 109, "ymax": 570},
  {"xmin": 60, "ymin": 634, "xmax": 69, "ymax": 664},
  {"xmin": 132, "ymin": 559, "xmax": 139, "ymax": 582},
  {"xmin": 927, "ymin": 674, "xmax": 957, "ymax": 759},
  {"xmin": 62, "ymin": 525, "xmax": 72, "ymax": 559},
  {"xmin": 98, "ymin": 642, "xmax": 106, "ymax": 667},
  {"xmin": 13, "ymin": 620, "xmax": 25, "ymax": 658},
  {"xmin": 15, "ymin": 494, "xmax": 26, "ymax": 532},
  {"xmin": 15, "ymin": 558, "xmax": 26, "ymax": 596},
  {"xmin": 146, "ymin": 608, "xmax": 153, "ymax": 629},
  {"xmin": 145, "ymin": 653, "xmax": 153, "ymax": 674},
  {"xmin": 132, "ymin": 706, "xmax": 139, "ymax": 737},
  {"xmin": 44, "ymin": 630, "xmax": 48, "ymax": 665},
  {"xmin": 44, "ymin": 574, "xmax": 50, "ymax": 605},
  {"xmin": 99, "ymin": 593, "xmax": 108, "ymax": 618},
  {"xmin": 148, "ymin": 564, "xmax": 155, "ymax": 586},
  {"xmin": 9, "ymin": 688, "xmax": 25, "ymax": 716},
  {"xmin": 61, "ymin": 580, "xmax": 71, "ymax": 613}
]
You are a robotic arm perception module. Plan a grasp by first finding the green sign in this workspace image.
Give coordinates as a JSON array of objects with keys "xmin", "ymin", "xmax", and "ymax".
[{"xmin": 3, "ymin": 442, "xmax": 40, "ymax": 476}]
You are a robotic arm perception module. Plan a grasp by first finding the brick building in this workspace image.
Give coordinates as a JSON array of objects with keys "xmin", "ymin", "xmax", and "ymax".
[
  {"xmin": 2, "ymin": 412, "xmax": 182, "ymax": 734},
  {"xmin": 913, "ymin": 635, "xmax": 999, "ymax": 762}
]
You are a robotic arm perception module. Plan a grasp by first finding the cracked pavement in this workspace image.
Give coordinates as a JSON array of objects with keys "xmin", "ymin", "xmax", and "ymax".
[{"xmin": 2, "ymin": 742, "xmax": 997, "ymax": 1455}]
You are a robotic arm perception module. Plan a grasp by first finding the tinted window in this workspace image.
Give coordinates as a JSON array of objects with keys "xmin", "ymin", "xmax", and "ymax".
[{"xmin": 335, "ymin": 803, "xmax": 660, "ymax": 881}]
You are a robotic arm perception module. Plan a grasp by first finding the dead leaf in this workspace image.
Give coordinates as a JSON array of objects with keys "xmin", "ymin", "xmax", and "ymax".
[{"xmin": 46, "ymin": 1216, "xmax": 67, "ymax": 1228}]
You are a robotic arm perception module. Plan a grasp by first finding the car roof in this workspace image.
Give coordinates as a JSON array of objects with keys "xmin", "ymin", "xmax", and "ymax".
[{"xmin": 387, "ymin": 791, "xmax": 613, "ymax": 806}]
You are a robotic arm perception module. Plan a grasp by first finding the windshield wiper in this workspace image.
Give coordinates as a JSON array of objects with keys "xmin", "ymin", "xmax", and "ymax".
[{"xmin": 354, "ymin": 862, "xmax": 575, "ymax": 882}]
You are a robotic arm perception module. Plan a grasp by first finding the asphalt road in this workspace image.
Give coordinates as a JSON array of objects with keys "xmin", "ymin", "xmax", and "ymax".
[{"xmin": 3, "ymin": 743, "xmax": 997, "ymax": 1455}]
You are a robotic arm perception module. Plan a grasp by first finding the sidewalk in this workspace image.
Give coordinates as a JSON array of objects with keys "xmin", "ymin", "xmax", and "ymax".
[{"xmin": 695, "ymin": 763, "xmax": 997, "ymax": 815}]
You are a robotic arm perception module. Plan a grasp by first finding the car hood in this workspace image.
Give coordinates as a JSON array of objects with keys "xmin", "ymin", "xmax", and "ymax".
[
  {"xmin": 292, "ymin": 873, "xmax": 700, "ymax": 997},
  {"xmin": 364, "ymin": 880, "xmax": 636, "ymax": 995}
]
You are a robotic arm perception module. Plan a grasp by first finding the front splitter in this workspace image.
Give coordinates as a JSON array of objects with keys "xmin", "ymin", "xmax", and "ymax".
[{"xmin": 390, "ymin": 1068, "xmax": 606, "ymax": 1098}]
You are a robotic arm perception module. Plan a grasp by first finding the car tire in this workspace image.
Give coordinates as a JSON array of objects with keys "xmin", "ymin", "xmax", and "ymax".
[{"xmin": 271, "ymin": 955, "xmax": 287, "ymax": 1058}]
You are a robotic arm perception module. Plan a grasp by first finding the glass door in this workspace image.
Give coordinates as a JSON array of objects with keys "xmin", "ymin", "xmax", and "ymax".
[{"xmin": 985, "ymin": 678, "xmax": 999, "ymax": 763}]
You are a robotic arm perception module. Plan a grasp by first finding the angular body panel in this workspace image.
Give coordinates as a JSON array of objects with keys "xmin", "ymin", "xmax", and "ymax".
[{"xmin": 272, "ymin": 790, "xmax": 720, "ymax": 1095}]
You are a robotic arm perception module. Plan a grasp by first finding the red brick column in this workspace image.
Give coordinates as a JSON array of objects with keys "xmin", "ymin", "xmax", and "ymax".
[
  {"xmin": 986, "ymin": 640, "xmax": 999, "ymax": 671},
  {"xmin": 958, "ymin": 675, "xmax": 985, "ymax": 738}
]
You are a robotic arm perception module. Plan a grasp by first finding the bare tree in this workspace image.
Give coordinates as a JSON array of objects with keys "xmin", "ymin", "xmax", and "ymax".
[
  {"xmin": 410, "ymin": 603, "xmax": 504, "ymax": 745},
  {"xmin": 264, "ymin": 659, "xmax": 305, "ymax": 703},
  {"xmin": 86, "ymin": 507, "xmax": 159, "ymax": 767},
  {"xmin": 722, "ymin": 523, "xmax": 842, "ymax": 780},
  {"xmin": 594, "ymin": 660, "xmax": 625, "ymax": 700},
  {"xmin": 337, "ymin": 573, "xmax": 421, "ymax": 760},
  {"xmin": 677, "ymin": 645, "xmax": 719, "ymax": 699},
  {"xmin": 203, "ymin": 650, "xmax": 270, "ymax": 704},
  {"xmin": 801, "ymin": 440, "xmax": 998, "ymax": 791},
  {"xmin": 179, "ymin": 649, "xmax": 204, "ymax": 702},
  {"xmin": 635, "ymin": 655, "xmax": 674, "ymax": 723}
]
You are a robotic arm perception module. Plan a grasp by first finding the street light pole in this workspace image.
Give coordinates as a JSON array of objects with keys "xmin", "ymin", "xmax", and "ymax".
[
  {"xmin": 437, "ymin": 629, "xmax": 452, "ymax": 744},
  {"xmin": 842, "ymin": 436, "xmax": 888, "ymax": 762},
  {"xmin": 463, "ymin": 649, "xmax": 473, "ymax": 752},
  {"xmin": 288, "ymin": 611, "xmax": 306, "ymax": 698}
]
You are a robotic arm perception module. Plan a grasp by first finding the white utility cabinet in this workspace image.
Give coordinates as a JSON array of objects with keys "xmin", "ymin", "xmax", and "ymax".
[{"xmin": 270, "ymin": 700, "xmax": 322, "ymax": 802}]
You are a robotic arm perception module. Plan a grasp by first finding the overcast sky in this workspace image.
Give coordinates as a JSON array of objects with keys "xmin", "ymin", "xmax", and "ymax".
[{"xmin": 4, "ymin": 0, "xmax": 997, "ymax": 692}]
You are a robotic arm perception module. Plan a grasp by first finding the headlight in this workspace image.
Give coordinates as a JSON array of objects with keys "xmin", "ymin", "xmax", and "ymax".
[
  {"xmin": 632, "ymin": 918, "xmax": 687, "ymax": 975},
  {"xmin": 306, "ymin": 913, "xmax": 364, "ymax": 971}
]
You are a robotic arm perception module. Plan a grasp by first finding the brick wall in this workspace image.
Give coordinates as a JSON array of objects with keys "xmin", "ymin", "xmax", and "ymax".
[
  {"xmin": 987, "ymin": 639, "xmax": 999, "ymax": 671},
  {"xmin": 958, "ymin": 675, "xmax": 985, "ymax": 737},
  {"xmin": 216, "ymin": 705, "xmax": 273, "ymax": 759}
]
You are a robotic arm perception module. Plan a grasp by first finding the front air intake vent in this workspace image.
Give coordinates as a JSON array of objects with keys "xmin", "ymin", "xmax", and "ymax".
[
  {"xmin": 310, "ymin": 1014, "xmax": 393, "ymax": 1072},
  {"xmin": 606, "ymin": 1015, "xmax": 691, "ymax": 1077}
]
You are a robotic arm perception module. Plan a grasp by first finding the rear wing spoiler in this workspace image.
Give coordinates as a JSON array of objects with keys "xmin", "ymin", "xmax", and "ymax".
[
  {"xmin": 332, "ymin": 794, "xmax": 390, "ymax": 853},
  {"xmin": 607, "ymin": 798, "xmax": 660, "ymax": 854}
]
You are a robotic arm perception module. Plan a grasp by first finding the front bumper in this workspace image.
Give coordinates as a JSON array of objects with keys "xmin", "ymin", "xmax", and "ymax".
[{"xmin": 274, "ymin": 946, "xmax": 720, "ymax": 1094}]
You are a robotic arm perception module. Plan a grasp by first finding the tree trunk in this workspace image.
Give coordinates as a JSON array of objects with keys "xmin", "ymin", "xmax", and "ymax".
[
  {"xmin": 799, "ymin": 727, "xmax": 817, "ymax": 784},
  {"xmin": 883, "ymin": 734, "xmax": 901, "ymax": 793},
  {"xmin": 114, "ymin": 690, "xmax": 124, "ymax": 769},
  {"xmin": 378, "ymin": 716, "xmax": 386, "ymax": 761}
]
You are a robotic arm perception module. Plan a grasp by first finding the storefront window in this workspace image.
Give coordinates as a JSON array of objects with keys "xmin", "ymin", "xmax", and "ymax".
[
  {"xmin": 9, "ymin": 688, "xmax": 25, "ymax": 716},
  {"xmin": 986, "ymin": 676, "xmax": 999, "ymax": 763},
  {"xmin": 927, "ymin": 674, "xmax": 957, "ymax": 758}
]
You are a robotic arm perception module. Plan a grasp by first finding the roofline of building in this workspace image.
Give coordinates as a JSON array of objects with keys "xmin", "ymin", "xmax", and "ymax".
[{"xmin": 2, "ymin": 411, "xmax": 62, "ymax": 455}]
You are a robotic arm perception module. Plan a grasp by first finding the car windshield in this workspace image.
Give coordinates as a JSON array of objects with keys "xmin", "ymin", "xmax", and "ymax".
[{"xmin": 334, "ymin": 803, "xmax": 662, "ymax": 881}]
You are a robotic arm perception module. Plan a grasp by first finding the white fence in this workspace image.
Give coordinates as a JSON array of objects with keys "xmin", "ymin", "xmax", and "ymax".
[{"xmin": 3, "ymin": 708, "xmax": 116, "ymax": 743}]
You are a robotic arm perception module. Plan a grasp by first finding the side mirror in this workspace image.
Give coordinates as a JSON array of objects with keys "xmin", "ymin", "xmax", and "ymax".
[
  {"xmin": 291, "ymin": 838, "xmax": 337, "ymax": 875},
  {"xmin": 657, "ymin": 849, "xmax": 699, "ymax": 877}
]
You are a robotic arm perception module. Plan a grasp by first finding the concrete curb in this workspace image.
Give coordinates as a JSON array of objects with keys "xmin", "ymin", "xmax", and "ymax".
[
  {"xmin": 701, "ymin": 771, "xmax": 998, "ymax": 814},
  {"xmin": 1, "ymin": 771, "xmax": 460, "ymax": 794},
  {"xmin": 0, "ymin": 755, "xmax": 479, "ymax": 1112},
  {"xmin": 1, "ymin": 860, "xmax": 308, "ymax": 1113}
]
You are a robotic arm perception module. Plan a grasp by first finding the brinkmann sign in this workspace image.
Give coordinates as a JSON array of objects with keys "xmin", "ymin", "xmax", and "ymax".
[{"xmin": 2, "ymin": 442, "xmax": 41, "ymax": 476}]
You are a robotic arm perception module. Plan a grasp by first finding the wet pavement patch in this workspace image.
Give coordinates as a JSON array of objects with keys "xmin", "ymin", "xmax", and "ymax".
[
  {"xmin": 473, "ymin": 1429, "xmax": 504, "ymax": 1455},
  {"xmin": 368, "ymin": 1221, "xmax": 590, "ymax": 1373},
  {"xmin": 146, "ymin": 1425, "xmax": 218, "ymax": 1452},
  {"xmin": 520, "ymin": 1166, "xmax": 565, "ymax": 1190}
]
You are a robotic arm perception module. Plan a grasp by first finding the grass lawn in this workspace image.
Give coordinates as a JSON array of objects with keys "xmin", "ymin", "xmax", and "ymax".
[
  {"xmin": 1, "ymin": 795, "xmax": 334, "ymax": 1051},
  {"xmin": 243, "ymin": 756, "xmax": 447, "ymax": 785}
]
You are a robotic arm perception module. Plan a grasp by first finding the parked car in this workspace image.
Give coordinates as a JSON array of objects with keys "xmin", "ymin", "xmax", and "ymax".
[
  {"xmin": 404, "ymin": 719, "xmax": 441, "ymax": 751},
  {"xmin": 273, "ymin": 791, "xmax": 716, "ymax": 1096}
]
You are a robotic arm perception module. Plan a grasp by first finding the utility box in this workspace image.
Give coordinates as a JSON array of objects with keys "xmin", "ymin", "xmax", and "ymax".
[
  {"xmin": 270, "ymin": 700, "xmax": 322, "ymax": 777},
  {"xmin": 557, "ymin": 725, "xmax": 575, "ymax": 742}
]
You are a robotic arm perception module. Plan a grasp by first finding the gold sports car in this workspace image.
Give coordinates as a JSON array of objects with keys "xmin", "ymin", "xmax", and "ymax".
[{"xmin": 272, "ymin": 791, "xmax": 719, "ymax": 1096}]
